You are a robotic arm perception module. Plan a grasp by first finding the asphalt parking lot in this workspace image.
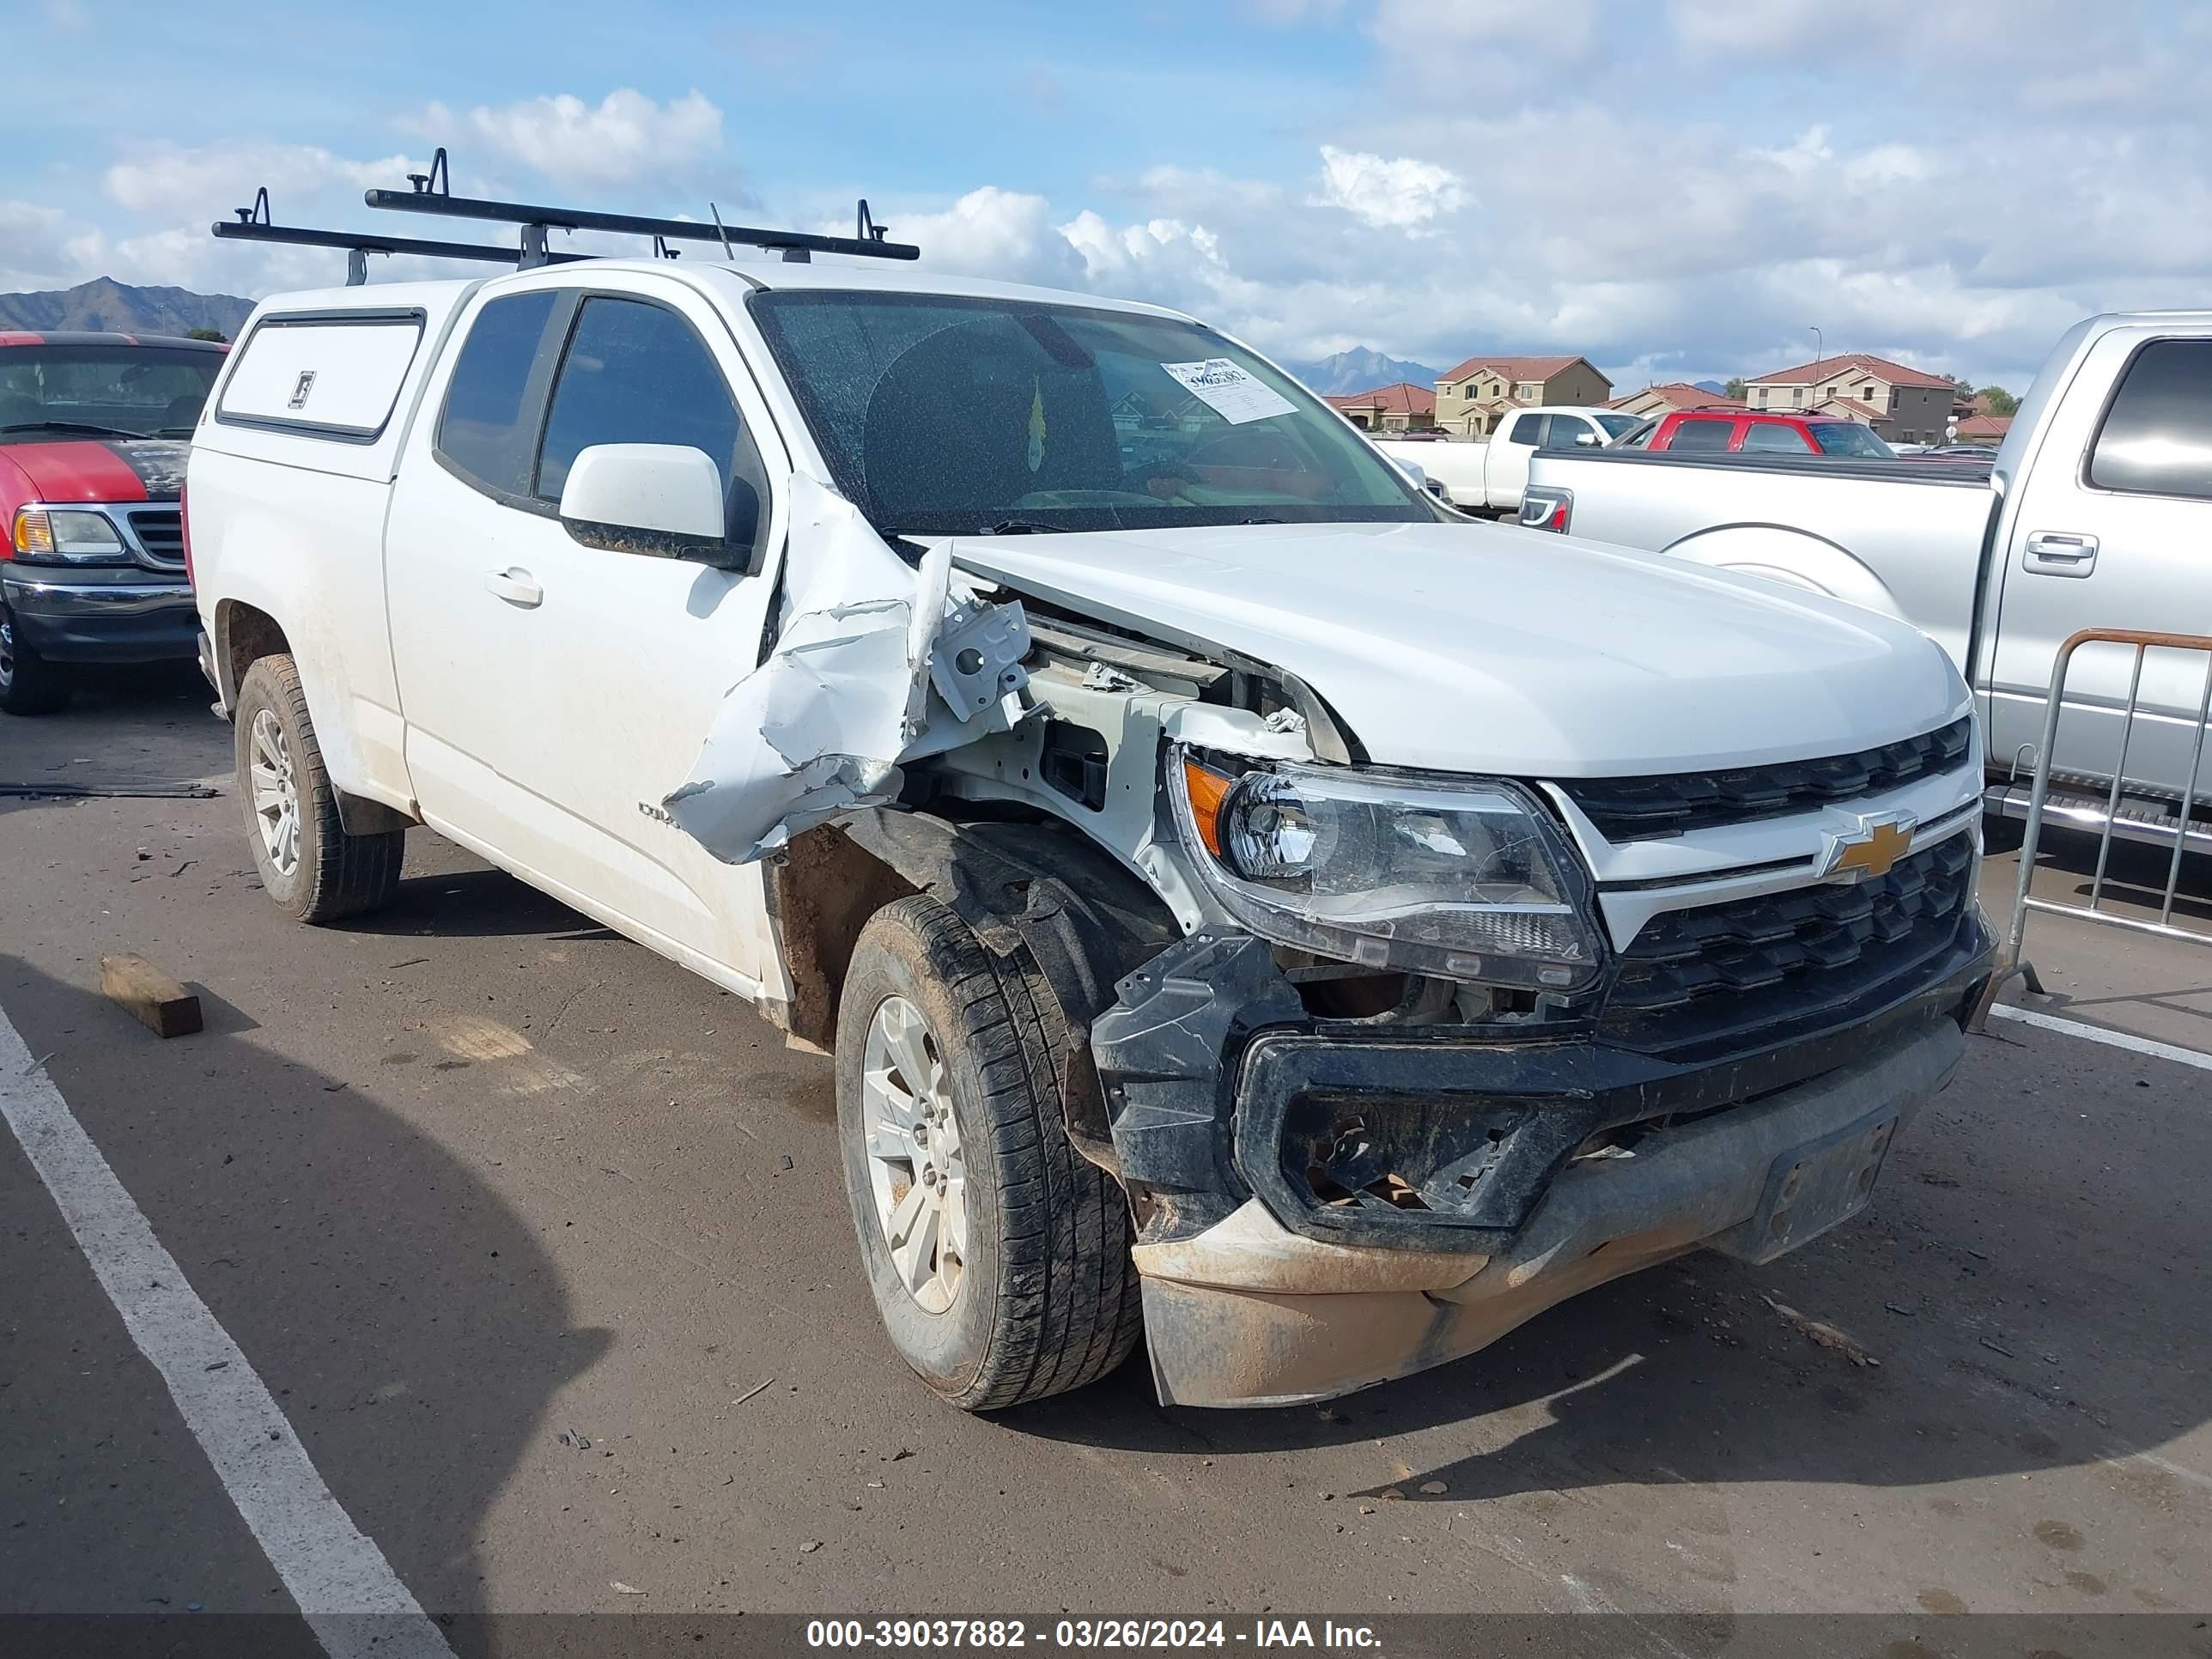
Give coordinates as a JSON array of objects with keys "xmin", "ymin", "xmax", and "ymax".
[{"xmin": 5, "ymin": 672, "xmax": 2210, "ymax": 1656}]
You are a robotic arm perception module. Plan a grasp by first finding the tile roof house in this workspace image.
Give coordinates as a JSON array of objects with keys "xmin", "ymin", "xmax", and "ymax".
[
  {"xmin": 1609, "ymin": 382, "xmax": 1747, "ymax": 419},
  {"xmin": 1952, "ymin": 414, "xmax": 2013, "ymax": 444},
  {"xmin": 1811, "ymin": 394, "xmax": 1887, "ymax": 424},
  {"xmin": 1325, "ymin": 380, "xmax": 1437, "ymax": 431},
  {"xmin": 1743, "ymin": 352, "xmax": 1957, "ymax": 444},
  {"xmin": 1433, "ymin": 355, "xmax": 1612, "ymax": 437}
]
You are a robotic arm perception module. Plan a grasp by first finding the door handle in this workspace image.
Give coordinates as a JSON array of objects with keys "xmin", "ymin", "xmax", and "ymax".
[
  {"xmin": 484, "ymin": 567, "xmax": 544, "ymax": 608},
  {"xmin": 2022, "ymin": 532, "xmax": 2098, "ymax": 577}
]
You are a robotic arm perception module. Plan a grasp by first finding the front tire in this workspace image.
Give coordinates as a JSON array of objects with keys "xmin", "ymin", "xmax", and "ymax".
[
  {"xmin": 234, "ymin": 653, "xmax": 404, "ymax": 923},
  {"xmin": 0, "ymin": 602, "xmax": 72, "ymax": 715},
  {"xmin": 836, "ymin": 896, "xmax": 1142, "ymax": 1411}
]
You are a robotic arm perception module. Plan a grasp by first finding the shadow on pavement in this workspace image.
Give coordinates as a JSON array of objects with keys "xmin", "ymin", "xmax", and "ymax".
[
  {"xmin": 1011, "ymin": 1028, "xmax": 2212, "ymax": 1532},
  {"xmin": 2008, "ymin": 823, "xmax": 2212, "ymax": 925},
  {"xmin": 336, "ymin": 866, "xmax": 618, "ymax": 942},
  {"xmin": 0, "ymin": 954, "xmax": 612, "ymax": 1647}
]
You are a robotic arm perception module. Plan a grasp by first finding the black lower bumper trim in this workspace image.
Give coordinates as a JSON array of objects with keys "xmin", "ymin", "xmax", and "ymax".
[
  {"xmin": 3, "ymin": 575, "xmax": 199, "ymax": 664},
  {"xmin": 1091, "ymin": 914, "xmax": 1993, "ymax": 1250}
]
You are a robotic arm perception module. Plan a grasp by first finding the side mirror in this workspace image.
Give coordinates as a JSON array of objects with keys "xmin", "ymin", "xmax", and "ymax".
[
  {"xmin": 558, "ymin": 443, "xmax": 737, "ymax": 567},
  {"xmin": 1573, "ymin": 430, "xmax": 1600, "ymax": 447}
]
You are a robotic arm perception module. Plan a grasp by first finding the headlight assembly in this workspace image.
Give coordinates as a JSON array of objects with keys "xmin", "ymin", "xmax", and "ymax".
[
  {"xmin": 11, "ymin": 507, "xmax": 128, "ymax": 564},
  {"xmin": 1170, "ymin": 748, "xmax": 1601, "ymax": 990}
]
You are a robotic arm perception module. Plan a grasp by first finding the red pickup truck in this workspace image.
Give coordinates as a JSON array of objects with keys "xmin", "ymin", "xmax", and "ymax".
[
  {"xmin": 1, "ymin": 330, "xmax": 226, "ymax": 714},
  {"xmin": 1613, "ymin": 408, "xmax": 1896, "ymax": 459}
]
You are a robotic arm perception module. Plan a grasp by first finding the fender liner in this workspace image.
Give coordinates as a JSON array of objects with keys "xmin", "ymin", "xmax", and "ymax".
[{"xmin": 824, "ymin": 809, "xmax": 1182, "ymax": 1172}]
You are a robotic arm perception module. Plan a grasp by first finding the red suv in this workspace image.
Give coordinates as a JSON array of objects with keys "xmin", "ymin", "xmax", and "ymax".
[
  {"xmin": 1613, "ymin": 409, "xmax": 1896, "ymax": 459},
  {"xmin": 0, "ymin": 330, "xmax": 225, "ymax": 714}
]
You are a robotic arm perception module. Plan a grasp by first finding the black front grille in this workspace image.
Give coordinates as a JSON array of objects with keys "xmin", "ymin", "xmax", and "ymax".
[
  {"xmin": 128, "ymin": 507, "xmax": 185, "ymax": 565},
  {"xmin": 1601, "ymin": 833, "xmax": 1978, "ymax": 1054},
  {"xmin": 1562, "ymin": 717, "xmax": 1973, "ymax": 841}
]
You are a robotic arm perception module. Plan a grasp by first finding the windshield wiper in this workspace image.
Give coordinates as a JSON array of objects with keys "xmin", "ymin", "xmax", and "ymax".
[
  {"xmin": 0, "ymin": 420, "xmax": 146, "ymax": 439},
  {"xmin": 981, "ymin": 519, "xmax": 1065, "ymax": 535}
]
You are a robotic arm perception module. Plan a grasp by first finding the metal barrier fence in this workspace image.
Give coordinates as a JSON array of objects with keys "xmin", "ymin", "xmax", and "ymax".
[{"xmin": 1972, "ymin": 627, "xmax": 2212, "ymax": 1030}]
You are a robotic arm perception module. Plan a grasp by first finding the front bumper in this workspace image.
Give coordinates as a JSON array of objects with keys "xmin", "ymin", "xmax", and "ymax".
[
  {"xmin": 2, "ymin": 570, "xmax": 198, "ymax": 664},
  {"xmin": 1135, "ymin": 1013, "xmax": 1965, "ymax": 1406},
  {"xmin": 1091, "ymin": 909, "xmax": 1992, "ymax": 1407}
]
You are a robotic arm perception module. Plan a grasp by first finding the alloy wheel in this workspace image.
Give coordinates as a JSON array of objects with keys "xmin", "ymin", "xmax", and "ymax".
[
  {"xmin": 860, "ymin": 994, "xmax": 968, "ymax": 1314},
  {"xmin": 247, "ymin": 707, "xmax": 301, "ymax": 877}
]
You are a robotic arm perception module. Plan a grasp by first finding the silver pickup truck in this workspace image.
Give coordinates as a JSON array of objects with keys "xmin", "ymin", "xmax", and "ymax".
[{"xmin": 1522, "ymin": 313, "xmax": 2212, "ymax": 855}]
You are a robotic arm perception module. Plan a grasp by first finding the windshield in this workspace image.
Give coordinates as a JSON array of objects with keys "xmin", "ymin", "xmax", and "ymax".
[
  {"xmin": 1807, "ymin": 421, "xmax": 1896, "ymax": 459},
  {"xmin": 749, "ymin": 291, "xmax": 1438, "ymax": 535},
  {"xmin": 1594, "ymin": 413, "xmax": 1640, "ymax": 441},
  {"xmin": 0, "ymin": 345, "xmax": 223, "ymax": 439},
  {"xmin": 1613, "ymin": 418, "xmax": 1658, "ymax": 449}
]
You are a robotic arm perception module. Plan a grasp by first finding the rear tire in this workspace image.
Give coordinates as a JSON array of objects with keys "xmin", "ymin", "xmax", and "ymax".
[
  {"xmin": 836, "ymin": 896, "xmax": 1143, "ymax": 1411},
  {"xmin": 0, "ymin": 602, "xmax": 72, "ymax": 715},
  {"xmin": 234, "ymin": 653, "xmax": 404, "ymax": 923}
]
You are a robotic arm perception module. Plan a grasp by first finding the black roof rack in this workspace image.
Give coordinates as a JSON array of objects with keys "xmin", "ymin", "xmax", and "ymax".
[{"xmin": 210, "ymin": 149, "xmax": 919, "ymax": 285}]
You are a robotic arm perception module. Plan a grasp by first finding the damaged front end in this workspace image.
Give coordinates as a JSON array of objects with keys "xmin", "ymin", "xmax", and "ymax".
[
  {"xmin": 658, "ymin": 481, "xmax": 1990, "ymax": 1410},
  {"xmin": 1085, "ymin": 733, "xmax": 1990, "ymax": 1408},
  {"xmin": 662, "ymin": 475, "xmax": 1036, "ymax": 864}
]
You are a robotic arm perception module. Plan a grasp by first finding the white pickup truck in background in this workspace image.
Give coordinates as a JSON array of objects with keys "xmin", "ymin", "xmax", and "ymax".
[
  {"xmin": 1522, "ymin": 312, "xmax": 2212, "ymax": 860},
  {"xmin": 186, "ymin": 254, "xmax": 1993, "ymax": 1413},
  {"xmin": 1373, "ymin": 406, "xmax": 1637, "ymax": 514}
]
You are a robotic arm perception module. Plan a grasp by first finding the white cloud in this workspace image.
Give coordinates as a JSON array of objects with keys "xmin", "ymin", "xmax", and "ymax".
[
  {"xmin": 103, "ymin": 143, "xmax": 421, "ymax": 216},
  {"xmin": 0, "ymin": 200, "xmax": 79, "ymax": 291},
  {"xmin": 876, "ymin": 188, "xmax": 1085, "ymax": 289},
  {"xmin": 1310, "ymin": 146, "xmax": 1465, "ymax": 230},
  {"xmin": 1665, "ymin": 0, "xmax": 1831, "ymax": 57},
  {"xmin": 405, "ymin": 89, "xmax": 724, "ymax": 187},
  {"xmin": 1370, "ymin": 0, "xmax": 1599, "ymax": 74}
]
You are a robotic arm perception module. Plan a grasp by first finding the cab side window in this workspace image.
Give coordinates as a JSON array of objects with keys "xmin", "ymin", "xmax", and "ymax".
[
  {"xmin": 533, "ymin": 297, "xmax": 768, "ymax": 551},
  {"xmin": 435, "ymin": 291, "xmax": 561, "ymax": 497},
  {"xmin": 1742, "ymin": 421, "xmax": 1806, "ymax": 453},
  {"xmin": 2088, "ymin": 338, "xmax": 2212, "ymax": 501},
  {"xmin": 1669, "ymin": 418, "xmax": 1735, "ymax": 452},
  {"xmin": 1508, "ymin": 412, "xmax": 1548, "ymax": 446}
]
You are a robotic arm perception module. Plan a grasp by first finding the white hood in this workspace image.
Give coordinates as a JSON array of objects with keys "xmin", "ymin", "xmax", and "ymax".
[{"xmin": 951, "ymin": 520, "xmax": 1968, "ymax": 777}]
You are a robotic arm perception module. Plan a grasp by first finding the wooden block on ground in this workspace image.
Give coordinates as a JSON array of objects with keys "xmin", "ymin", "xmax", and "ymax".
[{"xmin": 99, "ymin": 953, "xmax": 203, "ymax": 1039}]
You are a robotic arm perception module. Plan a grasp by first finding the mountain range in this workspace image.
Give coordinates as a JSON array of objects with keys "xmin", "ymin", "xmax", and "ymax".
[
  {"xmin": 1285, "ymin": 347, "xmax": 1443, "ymax": 396},
  {"xmin": 0, "ymin": 277, "xmax": 256, "ymax": 340}
]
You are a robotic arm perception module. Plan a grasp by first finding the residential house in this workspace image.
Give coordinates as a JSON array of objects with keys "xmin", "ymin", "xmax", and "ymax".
[
  {"xmin": 1608, "ymin": 382, "xmax": 1747, "ymax": 420},
  {"xmin": 1432, "ymin": 355, "xmax": 1613, "ymax": 437},
  {"xmin": 1325, "ymin": 381, "xmax": 1437, "ymax": 432},
  {"xmin": 1952, "ymin": 413, "xmax": 2012, "ymax": 445},
  {"xmin": 1741, "ymin": 353, "xmax": 1956, "ymax": 444},
  {"xmin": 1809, "ymin": 394, "xmax": 1887, "ymax": 426},
  {"xmin": 1111, "ymin": 389, "xmax": 1215, "ymax": 436}
]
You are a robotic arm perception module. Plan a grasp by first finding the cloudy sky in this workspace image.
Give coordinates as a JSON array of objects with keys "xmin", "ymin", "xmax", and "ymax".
[{"xmin": 6, "ymin": 0, "xmax": 2208, "ymax": 392}]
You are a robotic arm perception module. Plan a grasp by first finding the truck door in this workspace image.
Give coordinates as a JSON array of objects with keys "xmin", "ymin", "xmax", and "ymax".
[
  {"xmin": 1494, "ymin": 412, "xmax": 1548, "ymax": 507},
  {"xmin": 386, "ymin": 274, "xmax": 790, "ymax": 988},
  {"xmin": 1987, "ymin": 330, "xmax": 2212, "ymax": 808}
]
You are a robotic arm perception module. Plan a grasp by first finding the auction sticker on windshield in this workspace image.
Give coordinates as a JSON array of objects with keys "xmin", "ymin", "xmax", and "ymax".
[{"xmin": 1160, "ymin": 358, "xmax": 1297, "ymax": 425}]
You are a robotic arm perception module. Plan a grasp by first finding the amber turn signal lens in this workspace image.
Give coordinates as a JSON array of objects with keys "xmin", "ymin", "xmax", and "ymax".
[
  {"xmin": 1182, "ymin": 757, "xmax": 1235, "ymax": 858},
  {"xmin": 10, "ymin": 507, "xmax": 54, "ymax": 557}
]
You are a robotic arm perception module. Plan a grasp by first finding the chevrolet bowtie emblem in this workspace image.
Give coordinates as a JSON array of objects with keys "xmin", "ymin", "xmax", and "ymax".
[{"xmin": 1820, "ymin": 814, "xmax": 1916, "ymax": 882}]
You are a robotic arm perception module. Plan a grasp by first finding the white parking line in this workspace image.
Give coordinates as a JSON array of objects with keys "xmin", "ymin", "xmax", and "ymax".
[
  {"xmin": 0, "ymin": 1005, "xmax": 455, "ymax": 1659},
  {"xmin": 1988, "ymin": 1002, "xmax": 2212, "ymax": 1075}
]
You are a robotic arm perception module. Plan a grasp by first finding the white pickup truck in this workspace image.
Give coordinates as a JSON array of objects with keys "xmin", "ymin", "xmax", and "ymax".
[
  {"xmin": 1373, "ymin": 408, "xmax": 1637, "ymax": 514},
  {"xmin": 1521, "ymin": 313, "xmax": 2212, "ymax": 856},
  {"xmin": 188, "ymin": 253, "xmax": 1992, "ymax": 1411}
]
